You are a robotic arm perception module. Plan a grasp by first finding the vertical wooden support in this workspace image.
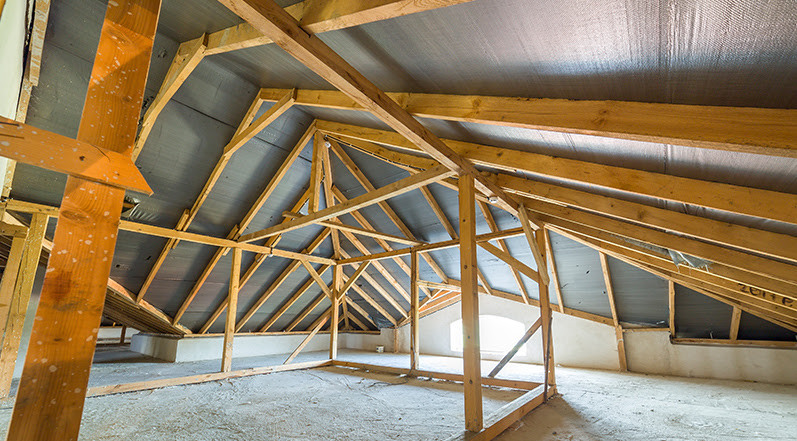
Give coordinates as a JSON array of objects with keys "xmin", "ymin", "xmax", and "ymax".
[
  {"xmin": 599, "ymin": 252, "xmax": 627, "ymax": 371},
  {"xmin": 543, "ymin": 228, "xmax": 565, "ymax": 312},
  {"xmin": 535, "ymin": 229, "xmax": 556, "ymax": 395},
  {"xmin": 309, "ymin": 134, "xmax": 324, "ymax": 212},
  {"xmin": 119, "ymin": 326, "xmax": 127, "ymax": 344},
  {"xmin": 6, "ymin": 2, "xmax": 160, "ymax": 439},
  {"xmin": 329, "ymin": 265, "xmax": 341, "ymax": 359},
  {"xmin": 0, "ymin": 213, "xmax": 47, "ymax": 398},
  {"xmin": 410, "ymin": 250, "xmax": 420, "ymax": 371},
  {"xmin": 458, "ymin": 174, "xmax": 483, "ymax": 433},
  {"xmin": 0, "ymin": 235, "xmax": 26, "ymax": 338},
  {"xmin": 729, "ymin": 307, "xmax": 742, "ymax": 341},
  {"xmin": 221, "ymin": 248, "xmax": 241, "ymax": 372},
  {"xmin": 668, "ymin": 280, "xmax": 676, "ymax": 337}
]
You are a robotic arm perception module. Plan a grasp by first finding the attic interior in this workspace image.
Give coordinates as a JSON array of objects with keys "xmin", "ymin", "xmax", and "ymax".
[{"xmin": 0, "ymin": 0, "xmax": 795, "ymax": 439}]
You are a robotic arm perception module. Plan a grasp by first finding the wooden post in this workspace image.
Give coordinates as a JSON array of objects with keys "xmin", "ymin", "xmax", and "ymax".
[
  {"xmin": 668, "ymin": 280, "xmax": 676, "ymax": 337},
  {"xmin": 222, "ymin": 248, "xmax": 241, "ymax": 372},
  {"xmin": 329, "ymin": 265, "xmax": 341, "ymax": 359},
  {"xmin": 410, "ymin": 250, "xmax": 420, "ymax": 370},
  {"xmin": 458, "ymin": 174, "xmax": 482, "ymax": 433},
  {"xmin": 729, "ymin": 307, "xmax": 742, "ymax": 341},
  {"xmin": 119, "ymin": 326, "xmax": 127, "ymax": 344},
  {"xmin": 0, "ymin": 213, "xmax": 47, "ymax": 398},
  {"xmin": 535, "ymin": 229, "xmax": 556, "ymax": 395},
  {"xmin": 6, "ymin": 2, "xmax": 160, "ymax": 439},
  {"xmin": 0, "ymin": 235, "xmax": 26, "ymax": 341},
  {"xmin": 599, "ymin": 252, "xmax": 627, "ymax": 371}
]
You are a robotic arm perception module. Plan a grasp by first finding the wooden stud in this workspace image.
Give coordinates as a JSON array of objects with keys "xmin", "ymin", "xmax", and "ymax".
[
  {"xmin": 6, "ymin": 2, "xmax": 160, "ymax": 438},
  {"xmin": 309, "ymin": 133, "xmax": 324, "ymax": 212},
  {"xmin": 459, "ymin": 174, "xmax": 483, "ymax": 432},
  {"xmin": 410, "ymin": 251, "xmax": 420, "ymax": 370},
  {"xmin": 221, "ymin": 248, "xmax": 242, "ymax": 372},
  {"xmin": 0, "ymin": 213, "xmax": 46, "ymax": 398},
  {"xmin": 0, "ymin": 235, "xmax": 26, "ymax": 342},
  {"xmin": 119, "ymin": 326, "xmax": 127, "ymax": 344},
  {"xmin": 599, "ymin": 252, "xmax": 628, "ymax": 371}
]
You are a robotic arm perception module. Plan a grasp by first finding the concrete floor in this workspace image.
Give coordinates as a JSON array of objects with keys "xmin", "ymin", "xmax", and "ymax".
[{"xmin": 0, "ymin": 347, "xmax": 795, "ymax": 440}]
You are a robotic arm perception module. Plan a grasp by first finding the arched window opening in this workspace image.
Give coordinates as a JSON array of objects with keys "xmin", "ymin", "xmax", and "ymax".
[{"xmin": 450, "ymin": 315, "xmax": 527, "ymax": 356}]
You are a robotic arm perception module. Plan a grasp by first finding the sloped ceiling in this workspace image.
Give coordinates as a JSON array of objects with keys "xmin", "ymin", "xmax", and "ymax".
[{"xmin": 10, "ymin": 0, "xmax": 797, "ymax": 340}]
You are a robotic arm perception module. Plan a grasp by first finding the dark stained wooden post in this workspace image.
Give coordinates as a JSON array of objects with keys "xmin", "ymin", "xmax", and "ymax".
[{"xmin": 6, "ymin": 1, "xmax": 161, "ymax": 439}]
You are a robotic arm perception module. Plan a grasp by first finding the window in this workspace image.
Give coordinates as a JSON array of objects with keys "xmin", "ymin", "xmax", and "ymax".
[{"xmin": 450, "ymin": 315, "xmax": 526, "ymax": 356}]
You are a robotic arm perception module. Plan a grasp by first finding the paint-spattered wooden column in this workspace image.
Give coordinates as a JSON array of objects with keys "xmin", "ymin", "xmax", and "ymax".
[
  {"xmin": 410, "ymin": 250, "xmax": 420, "ymax": 370},
  {"xmin": 222, "ymin": 248, "xmax": 242, "ymax": 372},
  {"xmin": 6, "ymin": 2, "xmax": 161, "ymax": 440},
  {"xmin": 458, "ymin": 174, "xmax": 483, "ymax": 432}
]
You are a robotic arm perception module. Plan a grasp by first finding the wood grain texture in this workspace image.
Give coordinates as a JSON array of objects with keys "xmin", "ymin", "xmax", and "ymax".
[{"xmin": 6, "ymin": 1, "xmax": 160, "ymax": 439}]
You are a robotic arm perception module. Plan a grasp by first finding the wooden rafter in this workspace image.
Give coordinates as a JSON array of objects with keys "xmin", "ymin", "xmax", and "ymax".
[
  {"xmin": 239, "ymin": 166, "xmax": 454, "ymax": 242},
  {"xmin": 216, "ymin": 0, "xmax": 523, "ymax": 218},
  {"xmin": 599, "ymin": 253, "xmax": 628, "ymax": 371},
  {"xmin": 284, "ymin": 212, "xmax": 424, "ymax": 246},
  {"xmin": 478, "ymin": 200, "xmax": 531, "ymax": 304},
  {"xmin": 264, "ymin": 88, "xmax": 797, "ymax": 158},
  {"xmin": 316, "ymin": 120, "xmax": 797, "ymax": 227}
]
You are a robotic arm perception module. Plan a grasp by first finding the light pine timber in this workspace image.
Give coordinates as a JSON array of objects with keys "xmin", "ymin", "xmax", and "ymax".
[
  {"xmin": 266, "ymin": 88, "xmax": 797, "ymax": 158},
  {"xmin": 329, "ymin": 265, "xmax": 342, "ymax": 359},
  {"xmin": 0, "ymin": 116, "xmax": 152, "ymax": 194},
  {"xmin": 205, "ymin": 0, "xmax": 477, "ymax": 54},
  {"xmin": 535, "ymin": 229, "xmax": 556, "ymax": 392},
  {"xmin": 478, "ymin": 242, "xmax": 541, "ymax": 284},
  {"xmin": 284, "ymin": 312, "xmax": 329, "ymax": 364},
  {"xmin": 730, "ymin": 307, "xmax": 742, "ymax": 341},
  {"xmin": 478, "ymin": 200, "xmax": 531, "ymax": 303},
  {"xmin": 6, "ymin": 2, "xmax": 160, "ymax": 439},
  {"xmin": 599, "ymin": 252, "xmax": 628, "ymax": 371},
  {"xmin": 316, "ymin": 120, "xmax": 797, "ymax": 227},
  {"xmin": 543, "ymin": 228, "xmax": 566, "ymax": 312},
  {"xmin": 215, "ymin": 0, "xmax": 522, "ymax": 216},
  {"xmin": 487, "ymin": 317, "xmax": 542, "ymax": 378},
  {"xmin": 410, "ymin": 251, "xmax": 420, "ymax": 370},
  {"xmin": 669, "ymin": 281, "xmax": 676, "ymax": 336},
  {"xmin": 459, "ymin": 173, "xmax": 483, "ymax": 432},
  {"xmin": 0, "ymin": 213, "xmax": 47, "ymax": 398},
  {"xmin": 221, "ymin": 248, "xmax": 242, "ymax": 372},
  {"xmin": 0, "ymin": 235, "xmax": 26, "ymax": 345},
  {"xmin": 239, "ymin": 165, "xmax": 454, "ymax": 242}
]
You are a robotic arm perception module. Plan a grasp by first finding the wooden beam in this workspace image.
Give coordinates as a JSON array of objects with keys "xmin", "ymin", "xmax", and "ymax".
[
  {"xmin": 459, "ymin": 174, "xmax": 483, "ymax": 432},
  {"xmin": 487, "ymin": 317, "xmax": 542, "ymax": 378},
  {"xmin": 330, "ymin": 265, "xmax": 342, "ymax": 359},
  {"xmin": 342, "ymin": 270, "xmax": 398, "ymax": 326},
  {"xmin": 309, "ymin": 132, "xmax": 324, "ymax": 212},
  {"xmin": 410, "ymin": 251, "xmax": 420, "ymax": 371},
  {"xmin": 729, "ymin": 307, "xmax": 742, "ymax": 342},
  {"xmin": 337, "ymin": 227, "xmax": 525, "ymax": 265},
  {"xmin": 136, "ymin": 209, "xmax": 189, "ymax": 302},
  {"xmin": 668, "ymin": 281, "xmax": 676, "ymax": 336},
  {"xmin": 0, "ymin": 116, "xmax": 152, "ymax": 194},
  {"xmin": 282, "ymin": 289, "xmax": 330, "ymax": 332},
  {"xmin": 543, "ymin": 228, "xmax": 565, "ymax": 313},
  {"xmin": 284, "ymin": 312, "xmax": 328, "ymax": 364},
  {"xmin": 0, "ymin": 236, "xmax": 25, "ymax": 346},
  {"xmin": 88, "ymin": 359, "xmax": 331, "ymax": 397},
  {"xmin": 317, "ymin": 120, "xmax": 797, "ymax": 226},
  {"xmin": 216, "ymin": 0, "xmax": 521, "ymax": 216},
  {"xmin": 478, "ymin": 201, "xmax": 531, "ymax": 304},
  {"xmin": 301, "ymin": 260, "xmax": 333, "ymax": 298},
  {"xmin": 268, "ymin": 88, "xmax": 797, "ymax": 158},
  {"xmin": 535, "ymin": 229, "xmax": 555, "ymax": 394},
  {"xmin": 517, "ymin": 204, "xmax": 550, "ymax": 285},
  {"xmin": 339, "ymin": 261, "xmax": 371, "ymax": 297},
  {"xmin": 133, "ymin": 35, "xmax": 207, "ymax": 160},
  {"xmin": 478, "ymin": 242, "xmax": 541, "ymax": 284},
  {"xmin": 0, "ymin": 213, "xmax": 46, "ymax": 398},
  {"xmin": 221, "ymin": 248, "xmax": 242, "ymax": 372},
  {"xmin": 344, "ymin": 296, "xmax": 378, "ymax": 330},
  {"xmin": 6, "ymin": 2, "xmax": 160, "ymax": 439},
  {"xmin": 205, "ymin": 0, "xmax": 476, "ymax": 54},
  {"xmin": 255, "ymin": 265, "xmax": 331, "ymax": 332},
  {"xmin": 239, "ymin": 165, "xmax": 454, "ymax": 242},
  {"xmin": 599, "ymin": 252, "xmax": 628, "ymax": 371},
  {"xmin": 284, "ymin": 212, "xmax": 424, "ymax": 246}
]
